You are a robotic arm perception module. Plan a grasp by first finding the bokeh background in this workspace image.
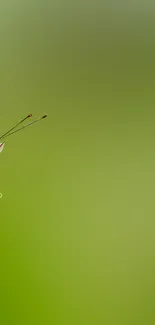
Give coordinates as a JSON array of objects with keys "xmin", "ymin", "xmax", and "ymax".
[{"xmin": 0, "ymin": 1, "xmax": 155, "ymax": 324}]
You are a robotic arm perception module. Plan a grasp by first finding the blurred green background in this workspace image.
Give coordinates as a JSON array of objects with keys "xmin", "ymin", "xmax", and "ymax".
[{"xmin": 0, "ymin": 1, "xmax": 155, "ymax": 324}]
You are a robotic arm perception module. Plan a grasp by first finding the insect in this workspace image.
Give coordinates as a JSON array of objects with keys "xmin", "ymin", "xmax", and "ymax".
[{"xmin": 0, "ymin": 113, "xmax": 47, "ymax": 153}]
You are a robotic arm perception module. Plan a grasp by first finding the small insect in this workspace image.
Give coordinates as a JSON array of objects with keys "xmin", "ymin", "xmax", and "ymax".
[{"xmin": 0, "ymin": 113, "xmax": 47, "ymax": 153}]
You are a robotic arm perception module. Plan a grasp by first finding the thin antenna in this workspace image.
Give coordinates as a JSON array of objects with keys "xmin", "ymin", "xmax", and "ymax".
[
  {"xmin": 1, "ymin": 115, "xmax": 47, "ymax": 140},
  {"xmin": 0, "ymin": 114, "xmax": 32, "ymax": 141}
]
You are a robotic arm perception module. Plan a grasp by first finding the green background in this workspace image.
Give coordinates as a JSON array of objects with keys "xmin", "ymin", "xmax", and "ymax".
[{"xmin": 0, "ymin": 1, "xmax": 155, "ymax": 324}]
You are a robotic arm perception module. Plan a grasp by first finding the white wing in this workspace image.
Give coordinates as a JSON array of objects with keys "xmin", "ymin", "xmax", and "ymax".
[{"xmin": 0, "ymin": 143, "xmax": 5, "ymax": 153}]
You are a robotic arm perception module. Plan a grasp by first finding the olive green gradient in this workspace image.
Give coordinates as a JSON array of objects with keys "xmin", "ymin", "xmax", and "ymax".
[{"xmin": 0, "ymin": 1, "xmax": 155, "ymax": 324}]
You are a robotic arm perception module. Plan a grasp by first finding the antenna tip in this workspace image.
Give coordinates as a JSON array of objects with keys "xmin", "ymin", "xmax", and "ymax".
[
  {"xmin": 27, "ymin": 114, "xmax": 32, "ymax": 118},
  {"xmin": 42, "ymin": 115, "xmax": 47, "ymax": 119}
]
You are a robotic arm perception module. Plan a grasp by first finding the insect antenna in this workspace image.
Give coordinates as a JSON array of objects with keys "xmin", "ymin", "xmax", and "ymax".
[
  {"xmin": 1, "ymin": 115, "xmax": 47, "ymax": 140},
  {"xmin": 0, "ymin": 114, "xmax": 32, "ymax": 141}
]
